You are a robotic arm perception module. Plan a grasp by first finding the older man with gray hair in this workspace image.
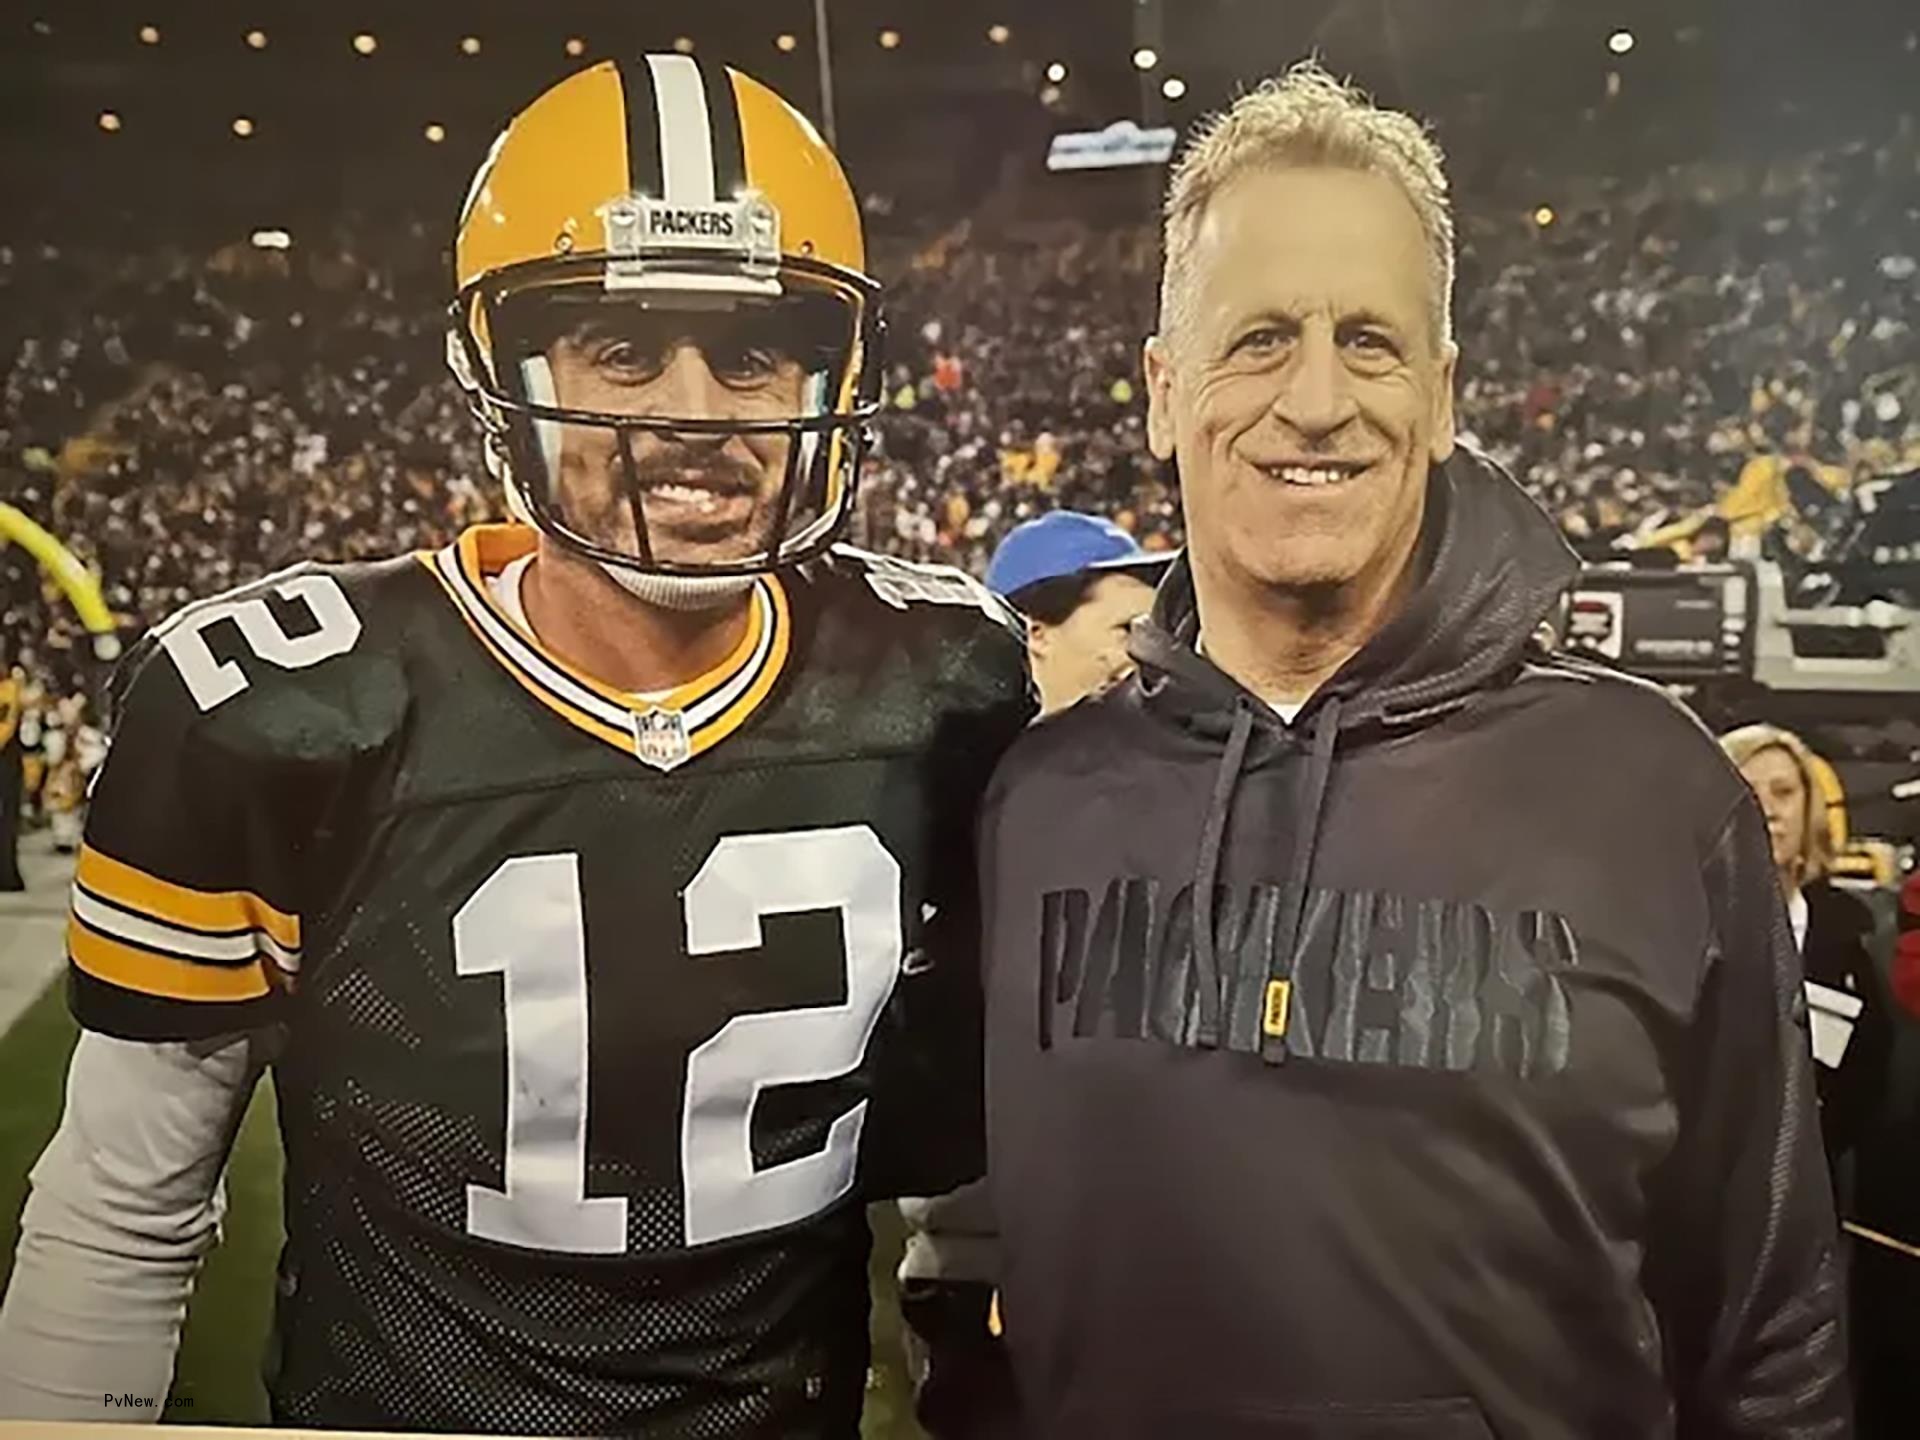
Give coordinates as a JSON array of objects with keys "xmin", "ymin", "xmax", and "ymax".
[{"xmin": 977, "ymin": 62, "xmax": 1849, "ymax": 1437}]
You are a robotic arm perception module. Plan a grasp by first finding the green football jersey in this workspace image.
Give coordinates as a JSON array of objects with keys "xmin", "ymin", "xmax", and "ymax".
[{"xmin": 67, "ymin": 524, "xmax": 1034, "ymax": 1436}]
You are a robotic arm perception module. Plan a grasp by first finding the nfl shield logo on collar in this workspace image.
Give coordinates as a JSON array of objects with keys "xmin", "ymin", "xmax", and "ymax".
[{"xmin": 630, "ymin": 706, "xmax": 692, "ymax": 772}]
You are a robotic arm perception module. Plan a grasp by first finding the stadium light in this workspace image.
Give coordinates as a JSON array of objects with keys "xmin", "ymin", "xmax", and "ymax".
[
  {"xmin": 1162, "ymin": 76, "xmax": 1187, "ymax": 100},
  {"xmin": 460, "ymin": 35, "xmax": 481, "ymax": 56},
  {"xmin": 425, "ymin": 123, "xmax": 447, "ymax": 144},
  {"xmin": 98, "ymin": 112, "xmax": 123, "ymax": 133},
  {"xmin": 1132, "ymin": 47, "xmax": 1159, "ymax": 71},
  {"xmin": 775, "ymin": 33, "xmax": 798, "ymax": 53},
  {"xmin": 250, "ymin": 230, "xmax": 292, "ymax": 250},
  {"xmin": 139, "ymin": 25, "xmax": 160, "ymax": 46},
  {"xmin": 1608, "ymin": 29, "xmax": 1635, "ymax": 55},
  {"xmin": 1533, "ymin": 205, "xmax": 1556, "ymax": 228},
  {"xmin": 245, "ymin": 29, "xmax": 268, "ymax": 50},
  {"xmin": 1046, "ymin": 61, "xmax": 1068, "ymax": 83},
  {"xmin": 233, "ymin": 117, "xmax": 256, "ymax": 138},
  {"xmin": 353, "ymin": 33, "xmax": 378, "ymax": 56},
  {"xmin": 879, "ymin": 29, "xmax": 901, "ymax": 50},
  {"xmin": 988, "ymin": 24, "xmax": 1010, "ymax": 45},
  {"xmin": 565, "ymin": 37, "xmax": 586, "ymax": 58},
  {"xmin": 673, "ymin": 36, "xmax": 695, "ymax": 54}
]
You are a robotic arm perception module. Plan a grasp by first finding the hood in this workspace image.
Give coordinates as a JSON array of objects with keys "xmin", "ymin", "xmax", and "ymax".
[
  {"xmin": 1120, "ymin": 447, "xmax": 1578, "ymax": 1057},
  {"xmin": 1129, "ymin": 445, "xmax": 1578, "ymax": 740}
]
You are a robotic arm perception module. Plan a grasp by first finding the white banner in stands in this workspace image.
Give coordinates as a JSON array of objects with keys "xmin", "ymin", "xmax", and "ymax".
[{"xmin": 1047, "ymin": 120, "xmax": 1178, "ymax": 172}]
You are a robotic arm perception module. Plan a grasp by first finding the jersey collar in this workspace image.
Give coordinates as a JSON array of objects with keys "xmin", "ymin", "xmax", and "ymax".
[{"xmin": 420, "ymin": 525, "xmax": 790, "ymax": 770}]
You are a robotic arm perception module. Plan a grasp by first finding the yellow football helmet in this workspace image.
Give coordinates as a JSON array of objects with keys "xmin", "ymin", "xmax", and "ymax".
[{"xmin": 447, "ymin": 55, "xmax": 884, "ymax": 575}]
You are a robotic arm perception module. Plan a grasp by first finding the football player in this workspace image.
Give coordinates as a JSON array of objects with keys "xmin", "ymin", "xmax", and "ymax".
[{"xmin": 0, "ymin": 55, "xmax": 1031, "ymax": 1437}]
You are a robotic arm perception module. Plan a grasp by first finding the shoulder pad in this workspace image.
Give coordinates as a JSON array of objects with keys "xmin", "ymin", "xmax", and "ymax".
[
  {"xmin": 106, "ymin": 556, "xmax": 418, "ymax": 762},
  {"xmin": 825, "ymin": 545, "xmax": 1023, "ymax": 635},
  {"xmin": 135, "ymin": 563, "xmax": 365, "ymax": 717}
]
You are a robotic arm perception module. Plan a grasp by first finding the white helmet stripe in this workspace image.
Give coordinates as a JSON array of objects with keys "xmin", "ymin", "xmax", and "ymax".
[
  {"xmin": 645, "ymin": 54, "xmax": 717, "ymax": 206},
  {"xmin": 458, "ymin": 126, "xmax": 511, "ymax": 233}
]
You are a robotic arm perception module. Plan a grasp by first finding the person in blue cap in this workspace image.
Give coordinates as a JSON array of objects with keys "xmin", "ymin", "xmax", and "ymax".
[
  {"xmin": 894, "ymin": 511, "xmax": 1168, "ymax": 1440},
  {"xmin": 983, "ymin": 511, "xmax": 1172, "ymax": 716}
]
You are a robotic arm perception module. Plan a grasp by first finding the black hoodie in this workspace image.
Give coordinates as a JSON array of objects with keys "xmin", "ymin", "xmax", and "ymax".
[{"xmin": 978, "ymin": 449, "xmax": 1849, "ymax": 1438}]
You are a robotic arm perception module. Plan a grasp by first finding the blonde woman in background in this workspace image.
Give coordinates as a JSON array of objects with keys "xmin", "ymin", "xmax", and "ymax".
[
  {"xmin": 1724, "ymin": 723, "xmax": 1919, "ymax": 1439},
  {"xmin": 1721, "ymin": 724, "xmax": 1892, "ymax": 1183}
]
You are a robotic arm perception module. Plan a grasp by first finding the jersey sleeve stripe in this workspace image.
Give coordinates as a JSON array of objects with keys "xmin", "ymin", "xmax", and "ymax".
[
  {"xmin": 72, "ymin": 879, "xmax": 255, "ymax": 938},
  {"xmin": 75, "ymin": 843, "xmax": 301, "ymax": 952},
  {"xmin": 72, "ymin": 878, "xmax": 302, "ymax": 971},
  {"xmin": 67, "ymin": 918, "xmax": 273, "ymax": 1003},
  {"xmin": 70, "ymin": 887, "xmax": 299, "ymax": 970}
]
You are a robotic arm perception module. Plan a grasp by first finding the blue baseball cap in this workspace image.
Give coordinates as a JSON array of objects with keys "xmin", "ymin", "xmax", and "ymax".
[{"xmin": 984, "ymin": 511, "xmax": 1172, "ymax": 601}]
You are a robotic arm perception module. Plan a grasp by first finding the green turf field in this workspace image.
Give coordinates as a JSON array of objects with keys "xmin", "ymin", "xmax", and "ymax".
[{"xmin": 0, "ymin": 979, "xmax": 923, "ymax": 1436}]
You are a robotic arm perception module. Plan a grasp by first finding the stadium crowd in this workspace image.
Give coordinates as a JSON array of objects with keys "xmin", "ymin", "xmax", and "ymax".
[{"xmin": 1, "ymin": 121, "xmax": 1916, "ymax": 743}]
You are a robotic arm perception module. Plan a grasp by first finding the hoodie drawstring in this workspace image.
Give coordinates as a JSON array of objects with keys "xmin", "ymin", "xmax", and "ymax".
[
  {"xmin": 1262, "ymin": 697, "xmax": 1342, "ymax": 1062},
  {"xmin": 1188, "ymin": 696, "xmax": 1344, "ymax": 1058},
  {"xmin": 1189, "ymin": 702, "xmax": 1255, "ymax": 1047}
]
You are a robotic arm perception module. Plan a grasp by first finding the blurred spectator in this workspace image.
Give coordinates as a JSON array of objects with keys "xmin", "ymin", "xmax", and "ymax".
[
  {"xmin": 0, "ymin": 661, "xmax": 22, "ymax": 891},
  {"xmin": 1851, "ymin": 863, "xmax": 1920, "ymax": 1437},
  {"xmin": 984, "ymin": 511, "xmax": 1169, "ymax": 717},
  {"xmin": 1720, "ymin": 724, "xmax": 1892, "ymax": 1181},
  {"xmin": 35, "ymin": 694, "xmax": 103, "ymax": 855},
  {"xmin": 1896, "ymin": 869, "xmax": 1920, "ymax": 1023},
  {"xmin": 895, "ymin": 510, "xmax": 1167, "ymax": 1440}
]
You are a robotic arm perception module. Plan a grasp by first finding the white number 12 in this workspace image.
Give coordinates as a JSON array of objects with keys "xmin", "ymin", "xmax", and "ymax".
[{"xmin": 453, "ymin": 826, "xmax": 903, "ymax": 1254}]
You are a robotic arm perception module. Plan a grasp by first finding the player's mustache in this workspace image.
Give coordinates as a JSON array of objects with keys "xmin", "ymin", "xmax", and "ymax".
[{"xmin": 627, "ymin": 445, "xmax": 759, "ymax": 497}]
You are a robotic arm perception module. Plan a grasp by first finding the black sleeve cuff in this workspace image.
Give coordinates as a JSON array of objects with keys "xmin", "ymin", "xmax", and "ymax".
[{"xmin": 68, "ymin": 963, "xmax": 284, "ymax": 1042}]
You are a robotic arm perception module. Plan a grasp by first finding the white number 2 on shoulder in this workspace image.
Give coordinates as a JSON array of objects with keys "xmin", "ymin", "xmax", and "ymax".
[{"xmin": 159, "ymin": 574, "xmax": 363, "ymax": 712}]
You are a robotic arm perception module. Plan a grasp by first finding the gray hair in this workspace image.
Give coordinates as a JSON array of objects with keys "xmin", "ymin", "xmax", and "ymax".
[{"xmin": 1159, "ymin": 60, "xmax": 1456, "ymax": 351}]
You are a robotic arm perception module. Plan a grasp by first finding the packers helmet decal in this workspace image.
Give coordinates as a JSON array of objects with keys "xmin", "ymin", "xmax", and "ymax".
[{"xmin": 447, "ymin": 55, "xmax": 884, "ymax": 577}]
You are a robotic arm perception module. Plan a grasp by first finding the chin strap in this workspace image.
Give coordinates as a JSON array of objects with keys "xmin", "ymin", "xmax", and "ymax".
[{"xmin": 596, "ymin": 562, "xmax": 757, "ymax": 612}]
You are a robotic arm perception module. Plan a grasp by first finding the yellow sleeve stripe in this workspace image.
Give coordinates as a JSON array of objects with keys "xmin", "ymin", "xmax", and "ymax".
[
  {"xmin": 71, "ymin": 884, "xmax": 300, "ymax": 972},
  {"xmin": 68, "ymin": 918, "xmax": 272, "ymax": 1003},
  {"xmin": 75, "ymin": 844, "xmax": 301, "ymax": 952}
]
